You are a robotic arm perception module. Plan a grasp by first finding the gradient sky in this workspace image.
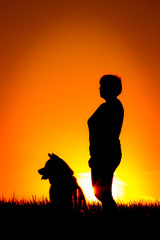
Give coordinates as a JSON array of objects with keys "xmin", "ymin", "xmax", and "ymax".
[{"xmin": 0, "ymin": 0, "xmax": 160, "ymax": 201}]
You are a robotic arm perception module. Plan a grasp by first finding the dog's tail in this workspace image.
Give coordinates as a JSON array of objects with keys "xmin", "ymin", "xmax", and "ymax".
[{"xmin": 72, "ymin": 177, "xmax": 87, "ymax": 213}]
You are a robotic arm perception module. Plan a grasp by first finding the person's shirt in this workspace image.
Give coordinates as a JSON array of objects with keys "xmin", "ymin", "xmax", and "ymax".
[{"xmin": 88, "ymin": 98, "xmax": 124, "ymax": 157}]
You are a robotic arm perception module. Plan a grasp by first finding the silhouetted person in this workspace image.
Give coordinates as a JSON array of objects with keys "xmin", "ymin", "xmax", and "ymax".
[
  {"xmin": 88, "ymin": 75, "xmax": 124, "ymax": 216},
  {"xmin": 38, "ymin": 153, "xmax": 86, "ymax": 215}
]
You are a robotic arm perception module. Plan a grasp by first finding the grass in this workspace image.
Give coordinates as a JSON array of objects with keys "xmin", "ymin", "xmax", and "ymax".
[
  {"xmin": 0, "ymin": 196, "xmax": 160, "ymax": 216},
  {"xmin": 117, "ymin": 201, "xmax": 160, "ymax": 217}
]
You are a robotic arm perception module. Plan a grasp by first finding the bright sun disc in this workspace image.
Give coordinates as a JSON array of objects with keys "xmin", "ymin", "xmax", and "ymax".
[{"xmin": 76, "ymin": 172, "xmax": 126, "ymax": 202}]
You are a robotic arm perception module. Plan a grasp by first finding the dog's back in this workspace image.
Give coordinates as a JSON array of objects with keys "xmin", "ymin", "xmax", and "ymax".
[{"xmin": 49, "ymin": 175, "xmax": 86, "ymax": 213}]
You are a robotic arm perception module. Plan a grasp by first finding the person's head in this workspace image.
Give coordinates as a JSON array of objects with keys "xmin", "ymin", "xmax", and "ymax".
[{"xmin": 99, "ymin": 75, "xmax": 122, "ymax": 100}]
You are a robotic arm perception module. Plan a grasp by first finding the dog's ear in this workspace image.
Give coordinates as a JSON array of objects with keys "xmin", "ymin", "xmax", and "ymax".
[
  {"xmin": 48, "ymin": 153, "xmax": 52, "ymax": 158},
  {"xmin": 48, "ymin": 153, "xmax": 58, "ymax": 159},
  {"xmin": 48, "ymin": 153, "xmax": 74, "ymax": 176}
]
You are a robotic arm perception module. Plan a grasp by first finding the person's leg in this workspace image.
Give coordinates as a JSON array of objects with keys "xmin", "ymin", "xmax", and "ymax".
[
  {"xmin": 91, "ymin": 168, "xmax": 104, "ymax": 202},
  {"xmin": 101, "ymin": 174, "xmax": 118, "ymax": 216}
]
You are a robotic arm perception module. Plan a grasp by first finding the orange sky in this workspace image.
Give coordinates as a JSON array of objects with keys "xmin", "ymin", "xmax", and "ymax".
[{"xmin": 0, "ymin": 0, "xmax": 160, "ymax": 202}]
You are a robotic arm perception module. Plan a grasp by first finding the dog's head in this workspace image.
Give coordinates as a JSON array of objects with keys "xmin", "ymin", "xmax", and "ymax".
[{"xmin": 38, "ymin": 153, "xmax": 74, "ymax": 180}]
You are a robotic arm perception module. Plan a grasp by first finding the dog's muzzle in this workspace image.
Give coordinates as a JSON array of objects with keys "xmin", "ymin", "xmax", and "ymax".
[{"xmin": 38, "ymin": 168, "xmax": 49, "ymax": 180}]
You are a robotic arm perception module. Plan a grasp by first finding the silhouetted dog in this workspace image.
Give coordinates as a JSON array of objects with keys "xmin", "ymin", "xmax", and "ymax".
[{"xmin": 38, "ymin": 153, "xmax": 86, "ymax": 214}]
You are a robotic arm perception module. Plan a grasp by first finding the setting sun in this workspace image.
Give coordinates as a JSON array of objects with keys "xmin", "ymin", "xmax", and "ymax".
[
  {"xmin": 77, "ymin": 172, "xmax": 127, "ymax": 203},
  {"xmin": 76, "ymin": 172, "xmax": 97, "ymax": 202}
]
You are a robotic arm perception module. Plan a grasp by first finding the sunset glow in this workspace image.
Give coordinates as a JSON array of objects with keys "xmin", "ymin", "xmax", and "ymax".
[
  {"xmin": 77, "ymin": 172, "xmax": 126, "ymax": 203},
  {"xmin": 77, "ymin": 172, "xmax": 156, "ymax": 203},
  {"xmin": 0, "ymin": 0, "xmax": 160, "ymax": 203}
]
